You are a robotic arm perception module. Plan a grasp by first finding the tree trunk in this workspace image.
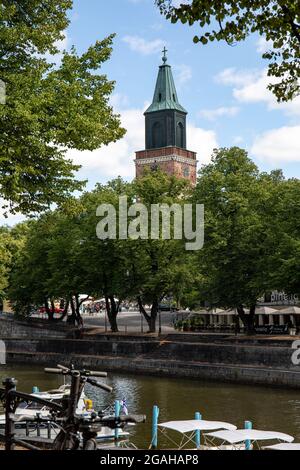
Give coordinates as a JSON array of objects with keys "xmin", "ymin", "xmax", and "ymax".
[
  {"xmin": 137, "ymin": 296, "xmax": 158, "ymax": 333},
  {"xmin": 137, "ymin": 296, "xmax": 151, "ymax": 330},
  {"xmin": 45, "ymin": 299, "xmax": 54, "ymax": 322},
  {"xmin": 237, "ymin": 305, "xmax": 256, "ymax": 335},
  {"xmin": 74, "ymin": 294, "xmax": 84, "ymax": 328},
  {"xmin": 105, "ymin": 295, "xmax": 119, "ymax": 332},
  {"xmin": 149, "ymin": 299, "xmax": 159, "ymax": 333},
  {"xmin": 67, "ymin": 297, "xmax": 77, "ymax": 326},
  {"xmin": 54, "ymin": 300, "xmax": 69, "ymax": 322}
]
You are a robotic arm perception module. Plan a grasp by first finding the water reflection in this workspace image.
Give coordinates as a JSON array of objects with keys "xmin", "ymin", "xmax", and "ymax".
[{"xmin": 1, "ymin": 365, "xmax": 300, "ymax": 448}]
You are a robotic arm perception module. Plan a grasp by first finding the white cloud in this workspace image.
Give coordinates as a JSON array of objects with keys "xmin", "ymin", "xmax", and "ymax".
[
  {"xmin": 0, "ymin": 200, "xmax": 26, "ymax": 227},
  {"xmin": 251, "ymin": 125, "xmax": 300, "ymax": 163},
  {"xmin": 233, "ymin": 136, "xmax": 244, "ymax": 145},
  {"xmin": 123, "ymin": 36, "xmax": 165, "ymax": 55},
  {"xmin": 199, "ymin": 106, "xmax": 240, "ymax": 121},
  {"xmin": 69, "ymin": 99, "xmax": 218, "ymax": 182},
  {"xmin": 215, "ymin": 67, "xmax": 260, "ymax": 88},
  {"xmin": 172, "ymin": 0, "xmax": 192, "ymax": 6},
  {"xmin": 0, "ymin": 93, "xmax": 218, "ymax": 225},
  {"xmin": 110, "ymin": 93, "xmax": 130, "ymax": 109},
  {"xmin": 256, "ymin": 36, "xmax": 273, "ymax": 53},
  {"xmin": 174, "ymin": 64, "xmax": 192, "ymax": 87},
  {"xmin": 187, "ymin": 125, "xmax": 218, "ymax": 165},
  {"xmin": 69, "ymin": 106, "xmax": 144, "ymax": 181},
  {"xmin": 216, "ymin": 67, "xmax": 300, "ymax": 117}
]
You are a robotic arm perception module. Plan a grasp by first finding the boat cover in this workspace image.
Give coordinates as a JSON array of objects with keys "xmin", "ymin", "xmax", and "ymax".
[
  {"xmin": 205, "ymin": 429, "xmax": 294, "ymax": 444},
  {"xmin": 158, "ymin": 420, "xmax": 237, "ymax": 433},
  {"xmin": 263, "ymin": 443, "xmax": 300, "ymax": 451}
]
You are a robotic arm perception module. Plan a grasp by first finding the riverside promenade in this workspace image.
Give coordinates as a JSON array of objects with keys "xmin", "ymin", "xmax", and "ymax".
[{"xmin": 1, "ymin": 315, "xmax": 300, "ymax": 389}]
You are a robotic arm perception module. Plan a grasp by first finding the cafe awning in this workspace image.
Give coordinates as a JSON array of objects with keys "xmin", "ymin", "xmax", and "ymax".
[
  {"xmin": 255, "ymin": 307, "xmax": 279, "ymax": 315},
  {"xmin": 280, "ymin": 306, "xmax": 300, "ymax": 315}
]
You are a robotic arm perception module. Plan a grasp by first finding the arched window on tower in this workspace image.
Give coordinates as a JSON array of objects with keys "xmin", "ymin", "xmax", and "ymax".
[
  {"xmin": 152, "ymin": 122, "xmax": 162, "ymax": 148},
  {"xmin": 176, "ymin": 122, "xmax": 184, "ymax": 148}
]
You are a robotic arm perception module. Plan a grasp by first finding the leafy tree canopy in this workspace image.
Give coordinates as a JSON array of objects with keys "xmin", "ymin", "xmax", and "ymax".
[
  {"xmin": 0, "ymin": 221, "xmax": 29, "ymax": 299},
  {"xmin": 0, "ymin": 0, "xmax": 125, "ymax": 214},
  {"xmin": 156, "ymin": 0, "xmax": 300, "ymax": 101},
  {"xmin": 192, "ymin": 147, "xmax": 286, "ymax": 332}
]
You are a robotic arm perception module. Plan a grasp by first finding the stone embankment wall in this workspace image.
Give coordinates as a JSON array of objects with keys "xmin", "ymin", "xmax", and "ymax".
[
  {"xmin": 0, "ymin": 316, "xmax": 71, "ymax": 339},
  {"xmin": 2, "ymin": 317, "xmax": 300, "ymax": 388}
]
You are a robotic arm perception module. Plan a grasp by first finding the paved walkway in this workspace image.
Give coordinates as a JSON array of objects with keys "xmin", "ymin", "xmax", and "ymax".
[{"xmin": 83, "ymin": 310, "xmax": 178, "ymax": 333}]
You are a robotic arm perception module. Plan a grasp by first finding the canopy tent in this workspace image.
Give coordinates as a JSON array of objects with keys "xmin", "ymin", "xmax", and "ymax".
[
  {"xmin": 263, "ymin": 443, "xmax": 300, "ymax": 451},
  {"xmin": 209, "ymin": 309, "xmax": 225, "ymax": 315},
  {"xmin": 203, "ymin": 306, "xmax": 299, "ymax": 316},
  {"xmin": 205, "ymin": 429, "xmax": 294, "ymax": 444},
  {"xmin": 158, "ymin": 420, "xmax": 237, "ymax": 433},
  {"xmin": 211, "ymin": 309, "xmax": 236, "ymax": 316},
  {"xmin": 255, "ymin": 307, "xmax": 279, "ymax": 315},
  {"xmin": 280, "ymin": 306, "xmax": 300, "ymax": 315},
  {"xmin": 211, "ymin": 307, "xmax": 281, "ymax": 316},
  {"xmin": 190, "ymin": 311, "xmax": 211, "ymax": 316}
]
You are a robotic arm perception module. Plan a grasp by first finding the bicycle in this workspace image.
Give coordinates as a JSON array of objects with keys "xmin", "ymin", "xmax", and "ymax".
[
  {"xmin": 44, "ymin": 364, "xmax": 145, "ymax": 450},
  {"xmin": 0, "ymin": 364, "xmax": 146, "ymax": 451}
]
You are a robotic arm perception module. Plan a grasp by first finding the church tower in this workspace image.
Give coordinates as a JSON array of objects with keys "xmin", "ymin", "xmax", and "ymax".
[{"xmin": 135, "ymin": 48, "xmax": 197, "ymax": 184}]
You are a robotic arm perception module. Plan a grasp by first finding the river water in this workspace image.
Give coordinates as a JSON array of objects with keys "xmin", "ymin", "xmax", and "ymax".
[{"xmin": 1, "ymin": 365, "xmax": 300, "ymax": 449}]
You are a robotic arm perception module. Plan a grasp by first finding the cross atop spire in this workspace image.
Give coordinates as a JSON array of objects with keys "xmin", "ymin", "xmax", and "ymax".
[
  {"xmin": 162, "ymin": 46, "xmax": 168, "ymax": 64},
  {"xmin": 144, "ymin": 49, "xmax": 187, "ymax": 115}
]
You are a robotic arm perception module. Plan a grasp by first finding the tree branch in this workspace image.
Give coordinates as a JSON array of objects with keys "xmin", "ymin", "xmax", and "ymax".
[{"xmin": 281, "ymin": 5, "xmax": 300, "ymax": 43}]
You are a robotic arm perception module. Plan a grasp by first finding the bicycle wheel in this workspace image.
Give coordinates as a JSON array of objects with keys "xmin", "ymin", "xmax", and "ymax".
[{"xmin": 84, "ymin": 438, "xmax": 98, "ymax": 450}]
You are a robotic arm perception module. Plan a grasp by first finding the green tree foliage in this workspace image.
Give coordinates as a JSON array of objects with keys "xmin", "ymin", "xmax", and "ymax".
[
  {"xmin": 79, "ymin": 179, "xmax": 133, "ymax": 332},
  {"xmin": 127, "ymin": 171, "xmax": 192, "ymax": 332},
  {"xmin": 8, "ymin": 173, "xmax": 194, "ymax": 332},
  {"xmin": 192, "ymin": 147, "xmax": 284, "ymax": 333},
  {"xmin": 7, "ymin": 158, "xmax": 300, "ymax": 334},
  {"xmin": 0, "ymin": 1, "xmax": 125, "ymax": 214},
  {"xmin": 0, "ymin": 222, "xmax": 29, "ymax": 302},
  {"xmin": 156, "ymin": 0, "xmax": 300, "ymax": 102},
  {"xmin": 271, "ymin": 178, "xmax": 300, "ymax": 296},
  {"xmin": 9, "ymin": 217, "xmax": 57, "ymax": 318}
]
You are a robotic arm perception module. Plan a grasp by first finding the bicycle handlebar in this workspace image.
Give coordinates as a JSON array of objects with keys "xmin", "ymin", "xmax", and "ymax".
[
  {"xmin": 44, "ymin": 368, "xmax": 64, "ymax": 375},
  {"xmin": 44, "ymin": 367, "xmax": 112, "ymax": 392},
  {"xmin": 44, "ymin": 367, "xmax": 107, "ymax": 378},
  {"xmin": 86, "ymin": 371, "xmax": 108, "ymax": 378},
  {"xmin": 87, "ymin": 378, "xmax": 113, "ymax": 393},
  {"xmin": 119, "ymin": 414, "xmax": 146, "ymax": 424}
]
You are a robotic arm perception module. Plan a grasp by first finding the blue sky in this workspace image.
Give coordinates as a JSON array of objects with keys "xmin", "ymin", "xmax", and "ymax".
[{"xmin": 2, "ymin": 0, "xmax": 300, "ymax": 224}]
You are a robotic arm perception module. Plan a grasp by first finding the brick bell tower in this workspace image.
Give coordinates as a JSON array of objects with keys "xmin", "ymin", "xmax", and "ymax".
[{"xmin": 135, "ymin": 48, "xmax": 197, "ymax": 184}]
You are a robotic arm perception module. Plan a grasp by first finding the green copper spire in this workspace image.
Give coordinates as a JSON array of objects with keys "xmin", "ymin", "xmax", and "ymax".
[{"xmin": 144, "ymin": 48, "xmax": 187, "ymax": 115}]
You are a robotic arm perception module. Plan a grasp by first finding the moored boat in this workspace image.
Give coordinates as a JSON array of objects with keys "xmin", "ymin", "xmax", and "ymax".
[{"xmin": 0, "ymin": 384, "xmax": 130, "ymax": 442}]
